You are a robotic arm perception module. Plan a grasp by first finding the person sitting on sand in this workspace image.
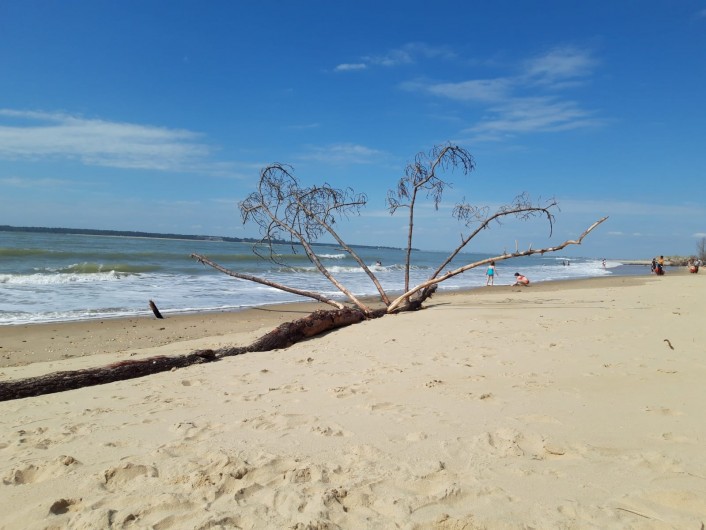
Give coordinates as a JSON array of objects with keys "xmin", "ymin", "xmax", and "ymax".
[
  {"xmin": 513, "ymin": 272, "xmax": 530, "ymax": 286},
  {"xmin": 689, "ymin": 258, "xmax": 699, "ymax": 273}
]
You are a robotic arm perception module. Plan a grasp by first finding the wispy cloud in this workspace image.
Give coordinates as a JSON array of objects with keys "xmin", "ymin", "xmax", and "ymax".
[
  {"xmin": 0, "ymin": 109, "xmax": 219, "ymax": 173},
  {"xmin": 0, "ymin": 175, "xmax": 72, "ymax": 188},
  {"xmin": 464, "ymin": 97, "xmax": 599, "ymax": 139},
  {"xmin": 404, "ymin": 46, "xmax": 601, "ymax": 141},
  {"xmin": 522, "ymin": 46, "xmax": 597, "ymax": 87},
  {"xmin": 334, "ymin": 63, "xmax": 367, "ymax": 72},
  {"xmin": 416, "ymin": 78, "xmax": 512, "ymax": 102},
  {"xmin": 298, "ymin": 143, "xmax": 386, "ymax": 165},
  {"xmin": 334, "ymin": 42, "xmax": 454, "ymax": 72}
]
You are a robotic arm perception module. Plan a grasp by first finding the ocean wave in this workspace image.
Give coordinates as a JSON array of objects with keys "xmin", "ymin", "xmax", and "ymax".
[
  {"xmin": 0, "ymin": 247, "xmax": 67, "ymax": 258},
  {"xmin": 56, "ymin": 262, "xmax": 160, "ymax": 274},
  {"xmin": 0, "ymin": 247, "xmax": 178, "ymax": 261},
  {"xmin": 0, "ymin": 270, "xmax": 128, "ymax": 285},
  {"xmin": 275, "ymin": 264, "xmax": 431, "ymax": 274}
]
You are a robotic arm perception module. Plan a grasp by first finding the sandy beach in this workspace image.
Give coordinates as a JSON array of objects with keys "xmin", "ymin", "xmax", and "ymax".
[{"xmin": 1, "ymin": 272, "xmax": 705, "ymax": 529}]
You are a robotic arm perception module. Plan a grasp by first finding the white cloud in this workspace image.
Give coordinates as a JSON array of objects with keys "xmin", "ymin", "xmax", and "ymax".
[
  {"xmin": 693, "ymin": 232, "xmax": 706, "ymax": 238},
  {"xmin": 522, "ymin": 46, "xmax": 597, "ymax": 87},
  {"xmin": 364, "ymin": 48, "xmax": 414, "ymax": 67},
  {"xmin": 404, "ymin": 46, "xmax": 600, "ymax": 141},
  {"xmin": 298, "ymin": 143, "xmax": 386, "ymax": 165},
  {"xmin": 0, "ymin": 109, "xmax": 217, "ymax": 173},
  {"xmin": 424, "ymin": 78, "xmax": 512, "ymax": 102},
  {"xmin": 334, "ymin": 63, "xmax": 367, "ymax": 72},
  {"xmin": 336, "ymin": 42, "xmax": 455, "ymax": 72},
  {"xmin": 464, "ymin": 97, "xmax": 599, "ymax": 137}
]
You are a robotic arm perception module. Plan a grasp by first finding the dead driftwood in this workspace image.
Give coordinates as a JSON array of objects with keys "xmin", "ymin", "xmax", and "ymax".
[
  {"xmin": 149, "ymin": 300, "xmax": 164, "ymax": 319},
  {"xmin": 0, "ymin": 308, "xmax": 382, "ymax": 402}
]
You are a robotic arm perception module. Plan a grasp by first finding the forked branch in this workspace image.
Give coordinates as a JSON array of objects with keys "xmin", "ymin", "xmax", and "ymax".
[
  {"xmin": 191, "ymin": 253, "xmax": 345, "ymax": 309},
  {"xmin": 387, "ymin": 216, "xmax": 608, "ymax": 312}
]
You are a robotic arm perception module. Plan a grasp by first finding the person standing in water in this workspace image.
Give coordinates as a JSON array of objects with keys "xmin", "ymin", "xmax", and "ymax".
[{"xmin": 486, "ymin": 261, "xmax": 497, "ymax": 286}]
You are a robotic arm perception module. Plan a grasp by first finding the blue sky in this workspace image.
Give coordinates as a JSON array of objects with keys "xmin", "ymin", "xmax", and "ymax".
[{"xmin": 1, "ymin": 1, "xmax": 705, "ymax": 258}]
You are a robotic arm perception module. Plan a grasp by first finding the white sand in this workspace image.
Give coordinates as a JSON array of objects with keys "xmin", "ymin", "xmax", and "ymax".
[{"xmin": 1, "ymin": 273, "xmax": 704, "ymax": 529}]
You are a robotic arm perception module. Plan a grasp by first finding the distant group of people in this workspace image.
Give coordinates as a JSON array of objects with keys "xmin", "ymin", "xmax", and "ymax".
[{"xmin": 651, "ymin": 256, "xmax": 665, "ymax": 275}]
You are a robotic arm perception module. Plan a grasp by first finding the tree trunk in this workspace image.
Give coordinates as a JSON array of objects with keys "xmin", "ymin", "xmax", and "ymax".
[{"xmin": 0, "ymin": 307, "xmax": 385, "ymax": 402}]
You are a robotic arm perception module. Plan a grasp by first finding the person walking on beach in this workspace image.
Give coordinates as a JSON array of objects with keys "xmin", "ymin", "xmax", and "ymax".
[
  {"xmin": 513, "ymin": 272, "xmax": 530, "ymax": 286},
  {"xmin": 486, "ymin": 261, "xmax": 497, "ymax": 286}
]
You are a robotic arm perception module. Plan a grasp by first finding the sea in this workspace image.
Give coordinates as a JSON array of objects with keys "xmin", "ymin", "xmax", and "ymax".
[{"xmin": 0, "ymin": 230, "xmax": 648, "ymax": 325}]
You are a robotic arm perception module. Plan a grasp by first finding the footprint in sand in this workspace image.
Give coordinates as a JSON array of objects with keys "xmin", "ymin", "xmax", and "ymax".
[
  {"xmin": 311, "ymin": 424, "xmax": 351, "ymax": 437},
  {"xmin": 102, "ymin": 462, "xmax": 158, "ymax": 491},
  {"xmin": 365, "ymin": 401, "xmax": 402, "ymax": 413},
  {"xmin": 169, "ymin": 420, "xmax": 223, "ymax": 441},
  {"xmin": 48, "ymin": 498, "xmax": 82, "ymax": 515},
  {"xmin": 241, "ymin": 412, "xmax": 308, "ymax": 431},
  {"xmin": 477, "ymin": 428, "xmax": 548, "ymax": 459},
  {"xmin": 329, "ymin": 384, "xmax": 368, "ymax": 398},
  {"xmin": 405, "ymin": 431, "xmax": 429, "ymax": 442},
  {"xmin": 270, "ymin": 383, "xmax": 308, "ymax": 393},
  {"xmin": 3, "ymin": 455, "xmax": 80, "ymax": 485},
  {"xmin": 661, "ymin": 432, "xmax": 697, "ymax": 443},
  {"xmin": 180, "ymin": 378, "xmax": 206, "ymax": 386}
]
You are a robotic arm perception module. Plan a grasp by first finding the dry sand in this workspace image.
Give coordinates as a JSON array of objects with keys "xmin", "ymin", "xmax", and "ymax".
[{"xmin": 0, "ymin": 273, "xmax": 705, "ymax": 529}]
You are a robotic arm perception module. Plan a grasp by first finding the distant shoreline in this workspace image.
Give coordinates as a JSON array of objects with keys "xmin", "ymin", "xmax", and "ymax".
[{"xmin": 0, "ymin": 224, "xmax": 409, "ymax": 251}]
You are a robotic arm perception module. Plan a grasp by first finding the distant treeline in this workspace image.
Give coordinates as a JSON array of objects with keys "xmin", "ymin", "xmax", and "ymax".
[
  {"xmin": 0, "ymin": 225, "xmax": 407, "ymax": 251},
  {"xmin": 0, "ymin": 224, "xmax": 260, "ymax": 243}
]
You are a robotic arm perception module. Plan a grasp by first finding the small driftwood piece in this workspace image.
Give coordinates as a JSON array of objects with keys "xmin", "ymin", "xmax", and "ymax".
[
  {"xmin": 149, "ymin": 300, "xmax": 164, "ymax": 319},
  {"xmin": 0, "ymin": 308, "xmax": 381, "ymax": 402}
]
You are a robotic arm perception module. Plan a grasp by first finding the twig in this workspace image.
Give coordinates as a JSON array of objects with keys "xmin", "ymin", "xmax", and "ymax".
[
  {"xmin": 149, "ymin": 300, "xmax": 164, "ymax": 319},
  {"xmin": 616, "ymin": 507, "xmax": 653, "ymax": 519}
]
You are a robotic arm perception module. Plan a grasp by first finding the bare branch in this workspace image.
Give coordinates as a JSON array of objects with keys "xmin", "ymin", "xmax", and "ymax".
[
  {"xmin": 430, "ymin": 195, "xmax": 558, "ymax": 279},
  {"xmin": 387, "ymin": 217, "xmax": 608, "ymax": 312},
  {"xmin": 387, "ymin": 144, "xmax": 476, "ymax": 292},
  {"xmin": 191, "ymin": 253, "xmax": 345, "ymax": 309},
  {"xmin": 238, "ymin": 164, "xmax": 379, "ymax": 313}
]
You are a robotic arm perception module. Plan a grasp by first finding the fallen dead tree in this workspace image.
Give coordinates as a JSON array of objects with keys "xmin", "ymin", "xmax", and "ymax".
[
  {"xmin": 0, "ymin": 307, "xmax": 381, "ymax": 402},
  {"xmin": 1, "ymin": 144, "xmax": 608, "ymax": 402},
  {"xmin": 0, "ymin": 217, "xmax": 602, "ymax": 403}
]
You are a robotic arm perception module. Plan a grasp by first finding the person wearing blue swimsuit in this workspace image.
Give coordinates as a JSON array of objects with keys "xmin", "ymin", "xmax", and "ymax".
[{"xmin": 486, "ymin": 261, "xmax": 497, "ymax": 286}]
